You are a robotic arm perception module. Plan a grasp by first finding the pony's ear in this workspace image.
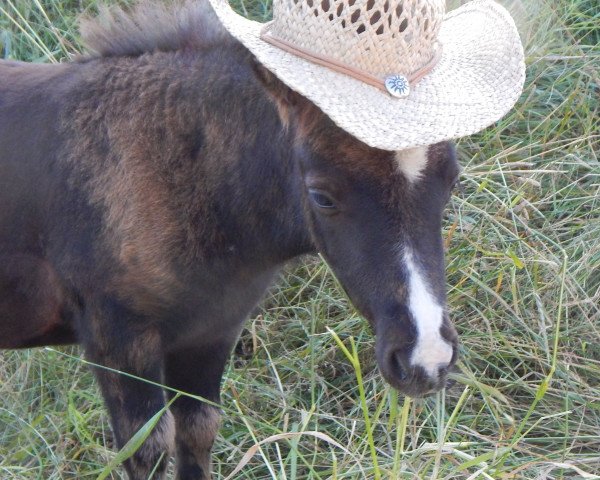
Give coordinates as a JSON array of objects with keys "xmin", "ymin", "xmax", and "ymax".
[{"xmin": 252, "ymin": 60, "xmax": 300, "ymax": 127}]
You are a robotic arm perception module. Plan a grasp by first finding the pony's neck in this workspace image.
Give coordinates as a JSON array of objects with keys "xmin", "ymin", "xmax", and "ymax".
[
  {"xmin": 171, "ymin": 49, "xmax": 317, "ymax": 266},
  {"xmin": 77, "ymin": 44, "xmax": 316, "ymax": 267},
  {"xmin": 207, "ymin": 122, "xmax": 315, "ymax": 266}
]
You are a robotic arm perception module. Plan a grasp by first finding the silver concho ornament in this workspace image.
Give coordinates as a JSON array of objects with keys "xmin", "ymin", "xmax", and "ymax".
[{"xmin": 385, "ymin": 74, "xmax": 410, "ymax": 98}]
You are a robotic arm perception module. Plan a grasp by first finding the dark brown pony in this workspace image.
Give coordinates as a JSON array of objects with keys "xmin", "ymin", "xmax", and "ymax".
[{"xmin": 0, "ymin": 1, "xmax": 460, "ymax": 478}]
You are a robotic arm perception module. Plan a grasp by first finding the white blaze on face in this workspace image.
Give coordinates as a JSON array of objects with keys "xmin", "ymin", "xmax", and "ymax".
[
  {"xmin": 395, "ymin": 146, "xmax": 429, "ymax": 184},
  {"xmin": 404, "ymin": 250, "xmax": 453, "ymax": 378}
]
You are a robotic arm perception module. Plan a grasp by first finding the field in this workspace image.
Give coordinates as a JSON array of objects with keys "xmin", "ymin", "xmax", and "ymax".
[{"xmin": 1, "ymin": 0, "xmax": 599, "ymax": 478}]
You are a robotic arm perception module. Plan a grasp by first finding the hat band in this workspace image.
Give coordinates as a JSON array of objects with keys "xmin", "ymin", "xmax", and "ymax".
[{"xmin": 260, "ymin": 24, "xmax": 442, "ymax": 96}]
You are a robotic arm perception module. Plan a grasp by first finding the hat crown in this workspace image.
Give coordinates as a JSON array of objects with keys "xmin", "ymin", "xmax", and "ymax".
[{"xmin": 269, "ymin": 0, "xmax": 445, "ymax": 78}]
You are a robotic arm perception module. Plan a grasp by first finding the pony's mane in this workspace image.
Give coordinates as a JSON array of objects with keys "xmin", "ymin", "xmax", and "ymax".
[{"xmin": 79, "ymin": 0, "xmax": 229, "ymax": 59}]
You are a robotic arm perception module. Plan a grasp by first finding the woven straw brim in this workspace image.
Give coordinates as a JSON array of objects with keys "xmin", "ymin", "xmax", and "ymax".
[{"xmin": 208, "ymin": 0, "xmax": 526, "ymax": 151}]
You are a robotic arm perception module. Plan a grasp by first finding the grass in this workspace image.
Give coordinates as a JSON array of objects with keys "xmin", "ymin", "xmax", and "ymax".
[{"xmin": 1, "ymin": 0, "xmax": 599, "ymax": 478}]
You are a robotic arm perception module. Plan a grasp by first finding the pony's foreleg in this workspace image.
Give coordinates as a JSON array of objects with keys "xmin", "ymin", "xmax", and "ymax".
[
  {"xmin": 81, "ymin": 298, "xmax": 174, "ymax": 480},
  {"xmin": 165, "ymin": 340, "xmax": 233, "ymax": 480}
]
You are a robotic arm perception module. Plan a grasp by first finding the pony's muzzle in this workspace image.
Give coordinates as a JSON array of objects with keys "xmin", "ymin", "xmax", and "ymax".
[{"xmin": 375, "ymin": 319, "xmax": 458, "ymax": 397}]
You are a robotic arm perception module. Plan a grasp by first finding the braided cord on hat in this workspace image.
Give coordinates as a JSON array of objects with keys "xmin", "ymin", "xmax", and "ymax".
[{"xmin": 260, "ymin": 24, "xmax": 442, "ymax": 96}]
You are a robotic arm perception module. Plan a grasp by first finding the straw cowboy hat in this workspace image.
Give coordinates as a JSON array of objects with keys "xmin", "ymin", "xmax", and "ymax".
[{"xmin": 208, "ymin": 0, "xmax": 526, "ymax": 151}]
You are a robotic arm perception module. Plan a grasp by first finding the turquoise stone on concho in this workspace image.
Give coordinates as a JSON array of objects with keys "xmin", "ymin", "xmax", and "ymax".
[{"xmin": 385, "ymin": 75, "xmax": 410, "ymax": 98}]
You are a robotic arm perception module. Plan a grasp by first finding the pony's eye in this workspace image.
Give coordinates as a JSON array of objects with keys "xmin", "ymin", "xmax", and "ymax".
[{"xmin": 308, "ymin": 189, "xmax": 336, "ymax": 209}]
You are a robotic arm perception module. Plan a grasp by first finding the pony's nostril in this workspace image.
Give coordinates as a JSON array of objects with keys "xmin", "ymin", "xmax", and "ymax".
[
  {"xmin": 390, "ymin": 351, "xmax": 408, "ymax": 382},
  {"xmin": 438, "ymin": 365, "xmax": 449, "ymax": 378}
]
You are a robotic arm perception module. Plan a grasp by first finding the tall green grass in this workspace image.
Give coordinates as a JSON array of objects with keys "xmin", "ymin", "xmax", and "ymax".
[{"xmin": 1, "ymin": 0, "xmax": 599, "ymax": 478}]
